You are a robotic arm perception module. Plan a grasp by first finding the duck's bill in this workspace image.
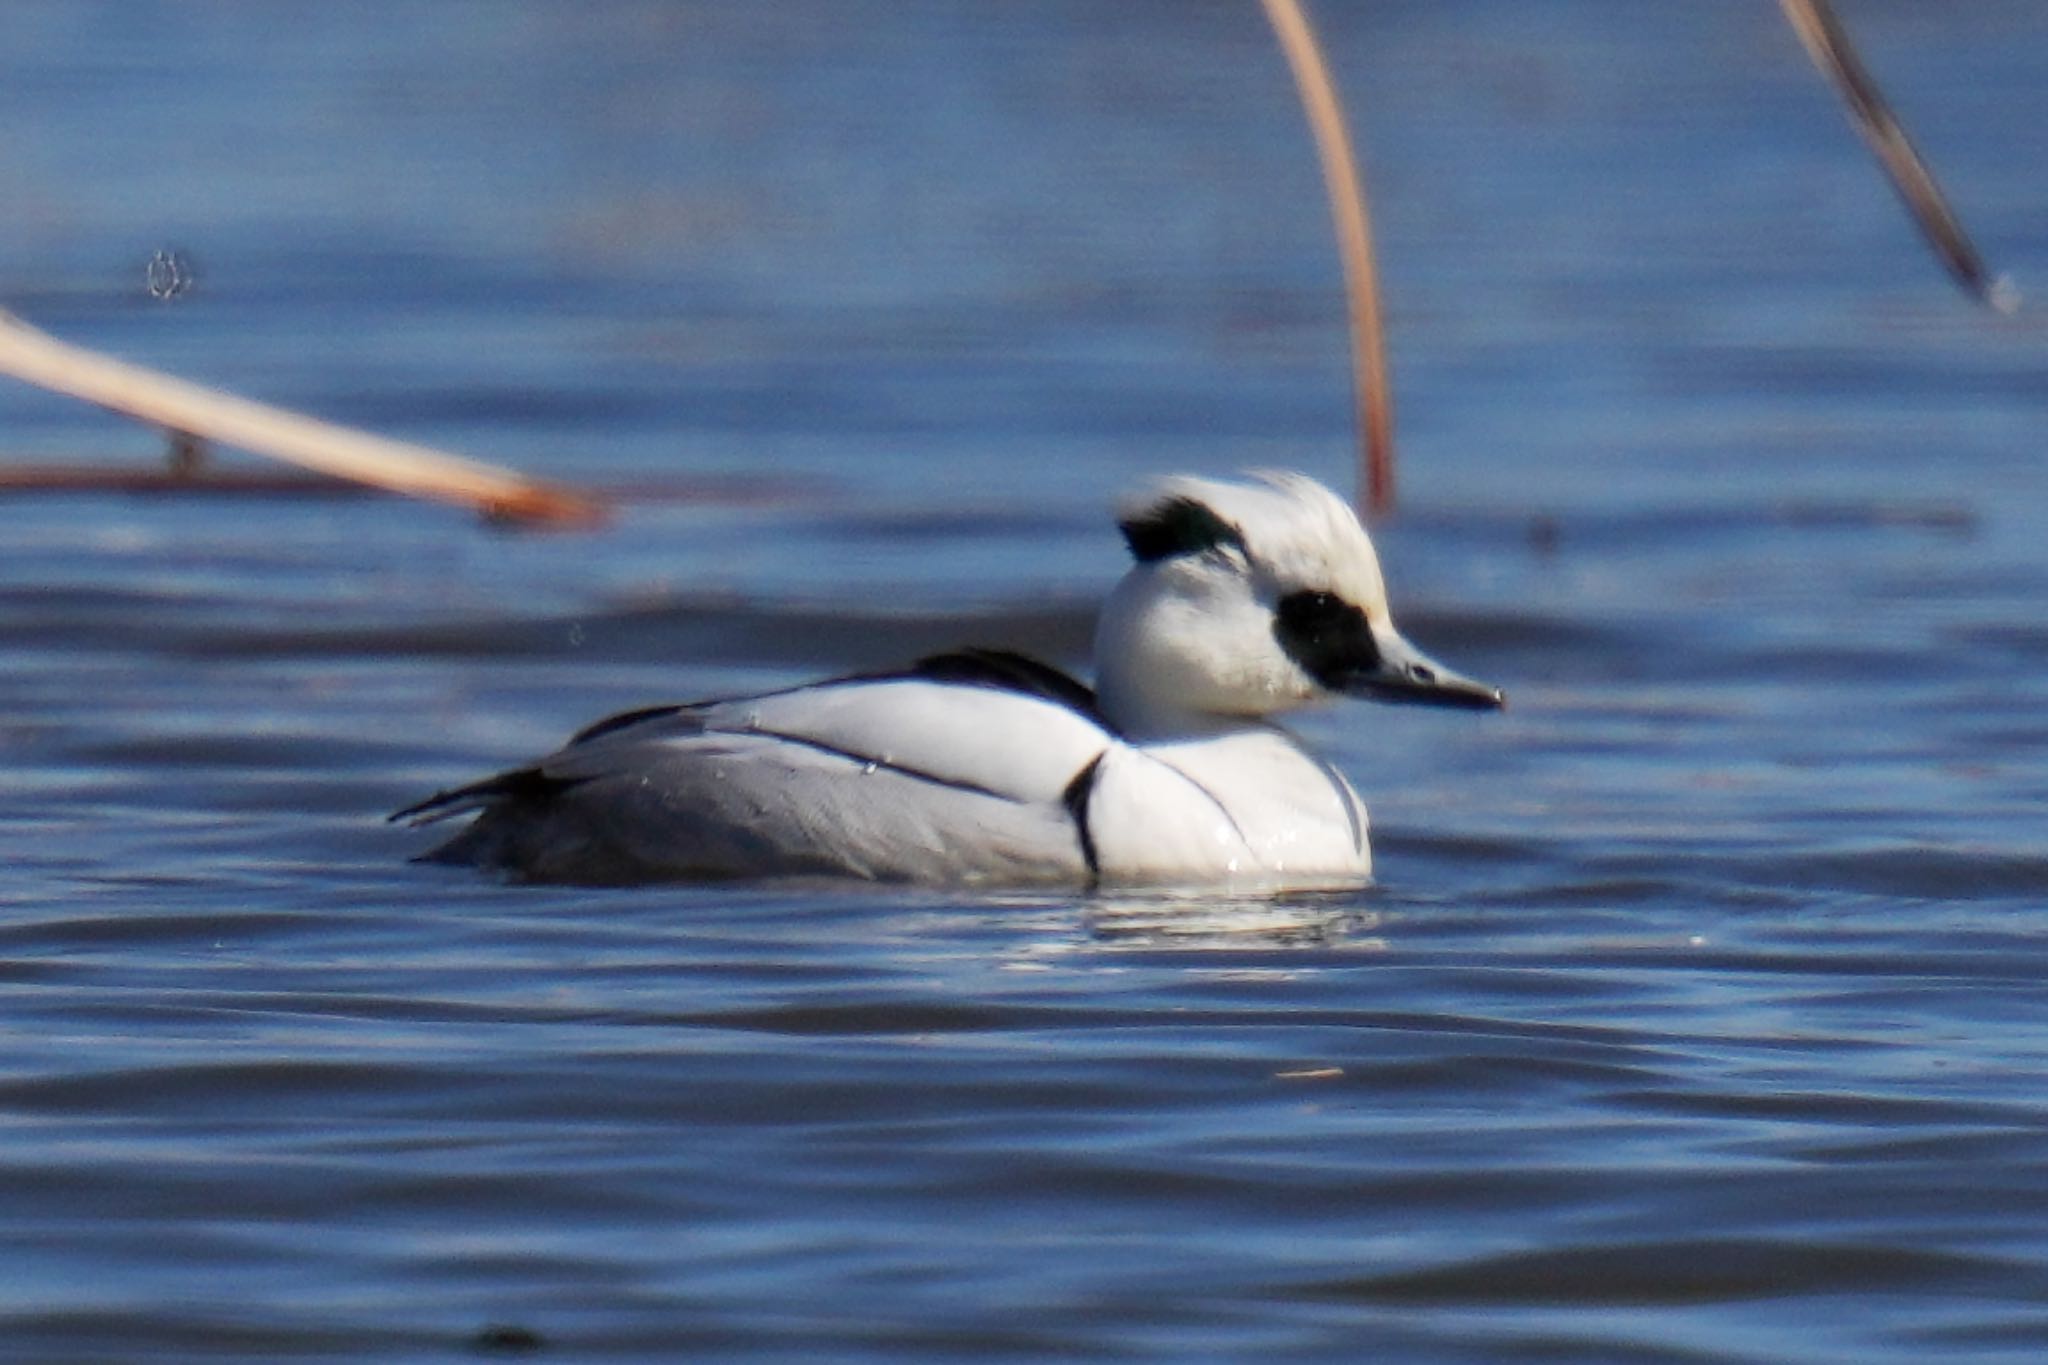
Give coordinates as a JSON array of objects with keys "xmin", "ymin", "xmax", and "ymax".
[{"xmin": 1347, "ymin": 628, "xmax": 1505, "ymax": 711}]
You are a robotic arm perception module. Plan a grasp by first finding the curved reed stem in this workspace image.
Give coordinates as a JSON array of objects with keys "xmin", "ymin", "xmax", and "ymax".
[
  {"xmin": 1777, "ymin": 0, "xmax": 2016, "ymax": 311},
  {"xmin": 1256, "ymin": 0, "xmax": 1395, "ymax": 516}
]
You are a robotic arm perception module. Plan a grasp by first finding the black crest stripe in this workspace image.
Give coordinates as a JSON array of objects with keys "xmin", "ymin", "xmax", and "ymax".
[{"xmin": 1119, "ymin": 496, "xmax": 1246, "ymax": 563}]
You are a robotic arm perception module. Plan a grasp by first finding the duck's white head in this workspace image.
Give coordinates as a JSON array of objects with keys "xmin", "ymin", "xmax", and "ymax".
[{"xmin": 1093, "ymin": 470, "xmax": 1503, "ymax": 737}]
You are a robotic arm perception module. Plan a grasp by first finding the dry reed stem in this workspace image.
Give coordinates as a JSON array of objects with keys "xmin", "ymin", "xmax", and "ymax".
[
  {"xmin": 1256, "ymin": 0, "xmax": 1395, "ymax": 517},
  {"xmin": 1777, "ymin": 0, "xmax": 2016, "ymax": 311},
  {"xmin": 0, "ymin": 309, "xmax": 608, "ymax": 526}
]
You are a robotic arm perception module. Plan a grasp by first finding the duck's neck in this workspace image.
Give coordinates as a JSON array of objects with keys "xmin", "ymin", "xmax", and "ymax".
[
  {"xmin": 1096, "ymin": 669, "xmax": 1263, "ymax": 744},
  {"xmin": 1092, "ymin": 568, "xmax": 1285, "ymax": 743}
]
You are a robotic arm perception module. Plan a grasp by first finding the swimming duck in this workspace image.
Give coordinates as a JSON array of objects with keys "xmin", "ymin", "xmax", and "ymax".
[{"xmin": 393, "ymin": 470, "xmax": 1502, "ymax": 888}]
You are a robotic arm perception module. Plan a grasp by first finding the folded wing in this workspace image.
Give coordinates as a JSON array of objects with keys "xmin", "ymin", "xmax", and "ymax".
[{"xmin": 395, "ymin": 658, "xmax": 1115, "ymax": 884}]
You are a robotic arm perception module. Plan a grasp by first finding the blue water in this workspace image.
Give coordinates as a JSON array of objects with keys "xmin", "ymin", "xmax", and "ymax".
[{"xmin": 5, "ymin": 3, "xmax": 2048, "ymax": 1360}]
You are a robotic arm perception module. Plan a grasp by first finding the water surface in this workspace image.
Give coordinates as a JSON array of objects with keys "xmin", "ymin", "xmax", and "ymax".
[{"xmin": 4, "ymin": 3, "xmax": 2048, "ymax": 1360}]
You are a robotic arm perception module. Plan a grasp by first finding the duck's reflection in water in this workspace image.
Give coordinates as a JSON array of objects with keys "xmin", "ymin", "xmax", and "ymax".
[{"xmin": 1082, "ymin": 888, "xmax": 1384, "ymax": 950}]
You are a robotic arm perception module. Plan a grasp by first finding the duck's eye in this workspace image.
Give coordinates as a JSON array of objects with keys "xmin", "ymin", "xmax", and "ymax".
[
  {"xmin": 1274, "ymin": 590, "xmax": 1378, "ymax": 688},
  {"xmin": 1275, "ymin": 591, "xmax": 1352, "ymax": 632}
]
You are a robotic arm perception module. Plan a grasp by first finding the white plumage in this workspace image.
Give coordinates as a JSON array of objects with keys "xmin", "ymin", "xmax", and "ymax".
[{"xmin": 394, "ymin": 470, "xmax": 1502, "ymax": 889}]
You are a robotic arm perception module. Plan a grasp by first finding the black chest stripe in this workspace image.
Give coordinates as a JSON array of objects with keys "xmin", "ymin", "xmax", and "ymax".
[
  {"xmin": 1062, "ymin": 752, "xmax": 1106, "ymax": 886},
  {"xmin": 1152, "ymin": 756, "xmax": 1249, "ymax": 851},
  {"xmin": 1303, "ymin": 750, "xmax": 1364, "ymax": 854}
]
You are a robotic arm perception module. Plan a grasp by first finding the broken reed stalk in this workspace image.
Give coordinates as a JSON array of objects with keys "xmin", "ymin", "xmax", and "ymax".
[
  {"xmin": 1255, "ymin": 0, "xmax": 1395, "ymax": 518},
  {"xmin": 1776, "ymin": 0, "xmax": 2017, "ymax": 311},
  {"xmin": 0, "ymin": 308, "xmax": 608, "ymax": 526}
]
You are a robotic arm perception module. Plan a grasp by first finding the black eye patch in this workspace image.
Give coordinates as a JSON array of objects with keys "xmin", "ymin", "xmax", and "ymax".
[
  {"xmin": 1273, "ymin": 590, "xmax": 1379, "ymax": 689},
  {"xmin": 1119, "ymin": 496, "xmax": 1247, "ymax": 563}
]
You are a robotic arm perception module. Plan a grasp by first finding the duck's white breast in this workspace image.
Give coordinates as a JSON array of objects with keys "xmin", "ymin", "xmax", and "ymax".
[{"xmin": 1085, "ymin": 728, "xmax": 1370, "ymax": 889}]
